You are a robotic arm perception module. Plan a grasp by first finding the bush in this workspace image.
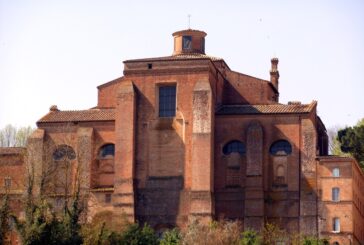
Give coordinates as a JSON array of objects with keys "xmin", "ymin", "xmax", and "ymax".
[
  {"xmin": 302, "ymin": 236, "xmax": 330, "ymax": 245},
  {"xmin": 240, "ymin": 229, "xmax": 262, "ymax": 245},
  {"xmin": 120, "ymin": 223, "xmax": 158, "ymax": 245},
  {"xmin": 182, "ymin": 219, "xmax": 241, "ymax": 245},
  {"xmin": 160, "ymin": 228, "xmax": 182, "ymax": 245}
]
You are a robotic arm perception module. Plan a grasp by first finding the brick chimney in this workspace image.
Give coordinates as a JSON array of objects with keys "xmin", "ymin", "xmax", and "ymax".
[
  {"xmin": 270, "ymin": 57, "xmax": 279, "ymax": 91},
  {"xmin": 172, "ymin": 29, "xmax": 207, "ymax": 55}
]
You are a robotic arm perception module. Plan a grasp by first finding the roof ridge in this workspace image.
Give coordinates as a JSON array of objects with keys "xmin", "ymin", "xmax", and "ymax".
[
  {"xmin": 220, "ymin": 103, "xmax": 313, "ymax": 107},
  {"xmin": 37, "ymin": 108, "xmax": 115, "ymax": 124},
  {"xmin": 124, "ymin": 53, "xmax": 223, "ymax": 63},
  {"xmin": 50, "ymin": 108, "xmax": 115, "ymax": 113}
]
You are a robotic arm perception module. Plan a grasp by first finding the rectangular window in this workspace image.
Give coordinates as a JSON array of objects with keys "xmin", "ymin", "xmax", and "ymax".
[
  {"xmin": 105, "ymin": 193, "xmax": 112, "ymax": 203},
  {"xmin": 333, "ymin": 218, "xmax": 340, "ymax": 232},
  {"xmin": 159, "ymin": 85, "xmax": 176, "ymax": 117},
  {"xmin": 182, "ymin": 36, "xmax": 192, "ymax": 50},
  {"xmin": 4, "ymin": 177, "xmax": 11, "ymax": 188},
  {"xmin": 201, "ymin": 38, "xmax": 205, "ymax": 53},
  {"xmin": 55, "ymin": 198, "xmax": 63, "ymax": 208},
  {"xmin": 332, "ymin": 168, "xmax": 340, "ymax": 177},
  {"xmin": 332, "ymin": 187, "xmax": 340, "ymax": 201}
]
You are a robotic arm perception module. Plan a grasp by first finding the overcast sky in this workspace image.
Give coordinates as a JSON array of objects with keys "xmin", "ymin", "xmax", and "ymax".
[{"xmin": 0, "ymin": 0, "xmax": 363, "ymax": 130}]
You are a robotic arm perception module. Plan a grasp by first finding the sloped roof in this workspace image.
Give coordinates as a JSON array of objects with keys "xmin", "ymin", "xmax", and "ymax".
[
  {"xmin": 216, "ymin": 101, "xmax": 317, "ymax": 115},
  {"xmin": 37, "ymin": 108, "xmax": 115, "ymax": 123},
  {"xmin": 0, "ymin": 147, "xmax": 25, "ymax": 155},
  {"xmin": 124, "ymin": 53, "xmax": 223, "ymax": 63}
]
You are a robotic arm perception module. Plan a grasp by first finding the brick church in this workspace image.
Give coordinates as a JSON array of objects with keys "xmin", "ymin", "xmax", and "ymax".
[{"xmin": 1, "ymin": 29, "xmax": 364, "ymax": 244}]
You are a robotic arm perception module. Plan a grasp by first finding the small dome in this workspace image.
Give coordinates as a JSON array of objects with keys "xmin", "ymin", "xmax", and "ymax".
[{"xmin": 172, "ymin": 29, "xmax": 207, "ymax": 55}]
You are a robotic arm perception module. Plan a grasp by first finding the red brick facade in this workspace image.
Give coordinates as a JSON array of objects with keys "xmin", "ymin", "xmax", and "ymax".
[{"xmin": 1, "ymin": 29, "xmax": 364, "ymax": 244}]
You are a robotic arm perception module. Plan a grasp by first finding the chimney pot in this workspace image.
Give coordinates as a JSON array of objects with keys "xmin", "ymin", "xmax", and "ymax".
[{"xmin": 50, "ymin": 105, "xmax": 59, "ymax": 112}]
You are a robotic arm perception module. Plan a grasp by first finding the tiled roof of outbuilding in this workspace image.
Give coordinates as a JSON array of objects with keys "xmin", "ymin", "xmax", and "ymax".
[
  {"xmin": 37, "ymin": 108, "xmax": 115, "ymax": 123},
  {"xmin": 124, "ymin": 53, "xmax": 223, "ymax": 63},
  {"xmin": 216, "ymin": 101, "xmax": 317, "ymax": 115},
  {"xmin": 0, "ymin": 147, "xmax": 25, "ymax": 155}
]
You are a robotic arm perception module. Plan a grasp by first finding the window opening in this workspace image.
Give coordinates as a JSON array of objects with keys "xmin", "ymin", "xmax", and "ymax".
[
  {"xmin": 4, "ymin": 177, "xmax": 11, "ymax": 188},
  {"xmin": 333, "ymin": 218, "xmax": 340, "ymax": 232},
  {"xmin": 270, "ymin": 140, "xmax": 292, "ymax": 155},
  {"xmin": 182, "ymin": 36, "xmax": 192, "ymax": 50},
  {"xmin": 223, "ymin": 140, "xmax": 245, "ymax": 155},
  {"xmin": 332, "ymin": 168, "xmax": 340, "ymax": 177},
  {"xmin": 100, "ymin": 144, "xmax": 115, "ymax": 158},
  {"xmin": 159, "ymin": 85, "xmax": 176, "ymax": 117},
  {"xmin": 53, "ymin": 145, "xmax": 76, "ymax": 161},
  {"xmin": 105, "ymin": 193, "xmax": 112, "ymax": 203},
  {"xmin": 332, "ymin": 187, "xmax": 340, "ymax": 202}
]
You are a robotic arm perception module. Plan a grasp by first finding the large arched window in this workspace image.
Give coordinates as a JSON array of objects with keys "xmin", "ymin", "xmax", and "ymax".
[
  {"xmin": 99, "ymin": 144, "xmax": 115, "ymax": 158},
  {"xmin": 93, "ymin": 143, "xmax": 115, "ymax": 188},
  {"xmin": 269, "ymin": 140, "xmax": 292, "ymax": 155},
  {"xmin": 222, "ymin": 140, "xmax": 246, "ymax": 155},
  {"xmin": 53, "ymin": 145, "xmax": 76, "ymax": 161}
]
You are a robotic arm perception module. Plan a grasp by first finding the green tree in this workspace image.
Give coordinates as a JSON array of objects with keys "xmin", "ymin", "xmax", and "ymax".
[{"xmin": 337, "ymin": 118, "xmax": 364, "ymax": 168}]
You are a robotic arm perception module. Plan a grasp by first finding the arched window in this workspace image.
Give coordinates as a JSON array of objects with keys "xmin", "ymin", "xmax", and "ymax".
[
  {"xmin": 99, "ymin": 144, "xmax": 115, "ymax": 158},
  {"xmin": 53, "ymin": 145, "xmax": 76, "ymax": 161},
  {"xmin": 223, "ymin": 140, "xmax": 245, "ymax": 155},
  {"xmin": 333, "ymin": 242, "xmax": 339, "ymax": 245},
  {"xmin": 270, "ymin": 140, "xmax": 292, "ymax": 155}
]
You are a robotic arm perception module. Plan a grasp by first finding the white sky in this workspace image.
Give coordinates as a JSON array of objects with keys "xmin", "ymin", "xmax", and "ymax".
[{"xmin": 0, "ymin": 0, "xmax": 363, "ymax": 130}]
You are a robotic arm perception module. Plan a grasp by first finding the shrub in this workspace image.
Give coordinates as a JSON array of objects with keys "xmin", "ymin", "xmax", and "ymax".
[
  {"xmin": 302, "ymin": 236, "xmax": 330, "ymax": 245},
  {"xmin": 160, "ymin": 228, "xmax": 182, "ymax": 245},
  {"xmin": 262, "ymin": 223, "xmax": 287, "ymax": 245},
  {"xmin": 240, "ymin": 229, "xmax": 262, "ymax": 245},
  {"xmin": 120, "ymin": 223, "xmax": 158, "ymax": 245},
  {"xmin": 182, "ymin": 219, "xmax": 241, "ymax": 245}
]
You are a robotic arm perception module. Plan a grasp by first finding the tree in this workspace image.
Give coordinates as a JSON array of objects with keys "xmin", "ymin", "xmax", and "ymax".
[
  {"xmin": 0, "ymin": 125, "xmax": 34, "ymax": 147},
  {"xmin": 0, "ymin": 125, "xmax": 17, "ymax": 147},
  {"xmin": 337, "ymin": 118, "xmax": 364, "ymax": 168},
  {"xmin": 327, "ymin": 126, "xmax": 346, "ymax": 156},
  {"xmin": 0, "ymin": 194, "xmax": 11, "ymax": 244},
  {"xmin": 12, "ymin": 124, "xmax": 87, "ymax": 245}
]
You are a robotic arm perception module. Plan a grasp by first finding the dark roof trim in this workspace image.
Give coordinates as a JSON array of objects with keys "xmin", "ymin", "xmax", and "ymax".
[
  {"xmin": 97, "ymin": 76, "xmax": 124, "ymax": 89},
  {"xmin": 216, "ymin": 102, "xmax": 317, "ymax": 115}
]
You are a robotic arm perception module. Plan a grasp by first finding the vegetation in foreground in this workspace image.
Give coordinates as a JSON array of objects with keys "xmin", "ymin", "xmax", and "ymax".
[
  {"xmin": 1, "ymin": 118, "xmax": 362, "ymax": 244},
  {"xmin": 0, "ymin": 197, "xmax": 330, "ymax": 245}
]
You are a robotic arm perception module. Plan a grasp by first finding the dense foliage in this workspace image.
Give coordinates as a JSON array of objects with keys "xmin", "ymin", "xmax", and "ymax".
[
  {"xmin": 1, "ymin": 207, "xmax": 333, "ymax": 245},
  {"xmin": 337, "ymin": 118, "xmax": 364, "ymax": 168}
]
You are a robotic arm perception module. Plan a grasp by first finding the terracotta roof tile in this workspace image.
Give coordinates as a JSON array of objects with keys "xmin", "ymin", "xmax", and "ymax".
[
  {"xmin": 124, "ymin": 53, "xmax": 223, "ymax": 63},
  {"xmin": 37, "ymin": 108, "xmax": 115, "ymax": 123},
  {"xmin": 216, "ymin": 101, "xmax": 316, "ymax": 115},
  {"xmin": 0, "ymin": 147, "xmax": 25, "ymax": 155}
]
